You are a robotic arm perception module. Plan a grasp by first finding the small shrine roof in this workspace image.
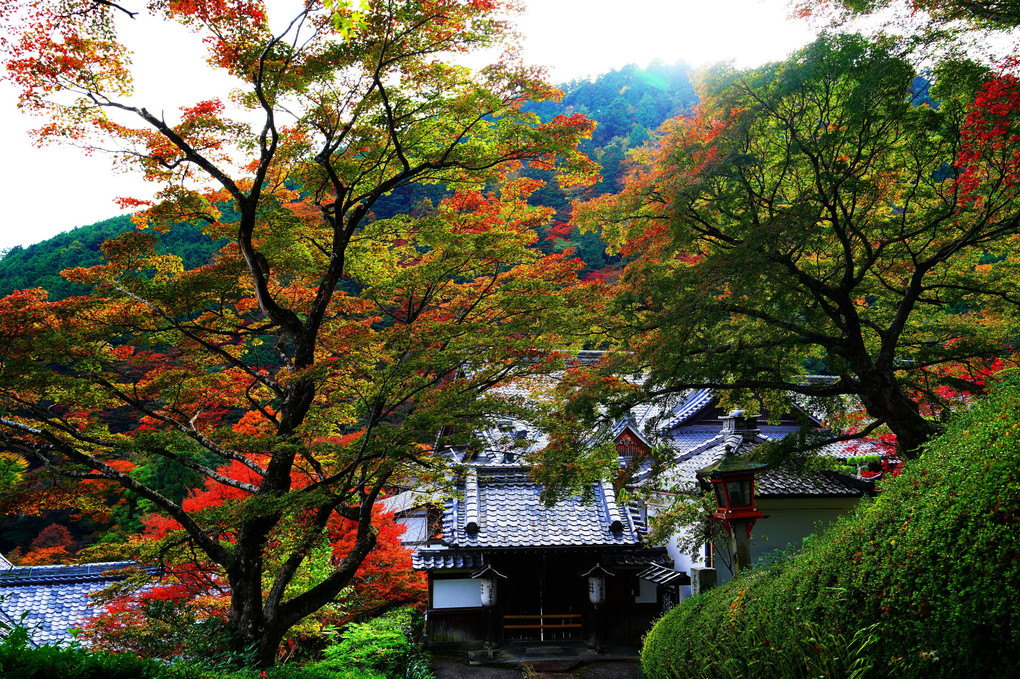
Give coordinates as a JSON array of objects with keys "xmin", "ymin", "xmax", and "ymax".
[{"xmin": 440, "ymin": 467, "xmax": 641, "ymax": 550}]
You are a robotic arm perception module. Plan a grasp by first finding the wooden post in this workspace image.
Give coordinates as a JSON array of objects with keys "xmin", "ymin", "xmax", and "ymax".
[{"xmin": 731, "ymin": 518, "xmax": 751, "ymax": 575}]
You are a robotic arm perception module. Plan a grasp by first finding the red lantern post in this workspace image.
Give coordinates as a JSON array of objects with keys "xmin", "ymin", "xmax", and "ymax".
[{"xmin": 696, "ymin": 444, "xmax": 768, "ymax": 576}]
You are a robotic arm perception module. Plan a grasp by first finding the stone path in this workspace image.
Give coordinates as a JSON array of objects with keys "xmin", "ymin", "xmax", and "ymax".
[{"xmin": 431, "ymin": 658, "xmax": 641, "ymax": 679}]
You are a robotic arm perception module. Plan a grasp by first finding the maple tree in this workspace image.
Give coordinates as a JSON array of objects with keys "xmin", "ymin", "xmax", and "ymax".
[
  {"xmin": 84, "ymin": 495, "xmax": 424, "ymax": 660},
  {"xmin": 797, "ymin": 0, "xmax": 1020, "ymax": 32},
  {"xmin": 571, "ymin": 35, "xmax": 1020, "ymax": 458},
  {"xmin": 0, "ymin": 0, "xmax": 597, "ymax": 666}
]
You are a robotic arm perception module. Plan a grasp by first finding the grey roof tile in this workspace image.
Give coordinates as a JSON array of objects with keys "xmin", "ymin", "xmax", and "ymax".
[
  {"xmin": 756, "ymin": 468, "xmax": 873, "ymax": 498},
  {"xmin": 440, "ymin": 467, "xmax": 641, "ymax": 549},
  {"xmin": 0, "ymin": 561, "xmax": 153, "ymax": 646},
  {"xmin": 660, "ymin": 389, "xmax": 714, "ymax": 430},
  {"xmin": 660, "ymin": 434, "xmax": 874, "ymax": 498},
  {"xmin": 412, "ymin": 549, "xmax": 486, "ymax": 570}
]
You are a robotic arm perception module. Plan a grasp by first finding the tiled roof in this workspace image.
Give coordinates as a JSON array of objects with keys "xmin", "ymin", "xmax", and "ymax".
[
  {"xmin": 603, "ymin": 548, "xmax": 673, "ymax": 568},
  {"xmin": 413, "ymin": 545, "xmax": 670, "ymax": 571},
  {"xmin": 756, "ymin": 467, "xmax": 873, "ymax": 498},
  {"xmin": 660, "ymin": 431, "xmax": 874, "ymax": 499},
  {"xmin": 638, "ymin": 563, "xmax": 691, "ymax": 586},
  {"xmin": 0, "ymin": 553, "xmax": 12, "ymax": 570},
  {"xmin": 441, "ymin": 467, "xmax": 641, "ymax": 549},
  {"xmin": 659, "ymin": 389, "xmax": 715, "ymax": 430},
  {"xmin": 0, "ymin": 561, "xmax": 152, "ymax": 646},
  {"xmin": 0, "ymin": 562, "xmax": 143, "ymax": 586},
  {"xmin": 412, "ymin": 549, "xmax": 486, "ymax": 571},
  {"xmin": 380, "ymin": 489, "xmax": 437, "ymax": 515}
]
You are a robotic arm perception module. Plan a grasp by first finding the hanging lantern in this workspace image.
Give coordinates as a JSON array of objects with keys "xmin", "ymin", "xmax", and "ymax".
[
  {"xmin": 696, "ymin": 444, "xmax": 767, "ymax": 536},
  {"xmin": 588, "ymin": 573, "xmax": 606, "ymax": 606},
  {"xmin": 470, "ymin": 564, "xmax": 506, "ymax": 609},
  {"xmin": 479, "ymin": 577, "xmax": 497, "ymax": 607},
  {"xmin": 580, "ymin": 564, "xmax": 613, "ymax": 606}
]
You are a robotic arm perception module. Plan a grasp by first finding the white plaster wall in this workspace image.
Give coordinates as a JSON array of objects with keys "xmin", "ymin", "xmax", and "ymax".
[
  {"xmin": 648, "ymin": 496, "xmax": 862, "ymax": 592},
  {"xmin": 714, "ymin": 498, "xmax": 859, "ymax": 584},
  {"xmin": 432, "ymin": 578, "xmax": 482, "ymax": 608},
  {"xmin": 396, "ymin": 516, "xmax": 429, "ymax": 544},
  {"xmin": 635, "ymin": 575, "xmax": 658, "ymax": 603}
]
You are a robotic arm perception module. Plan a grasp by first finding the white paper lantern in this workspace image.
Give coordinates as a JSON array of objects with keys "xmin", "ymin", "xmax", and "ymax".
[
  {"xmin": 479, "ymin": 577, "xmax": 497, "ymax": 607},
  {"xmin": 588, "ymin": 574, "xmax": 606, "ymax": 605}
]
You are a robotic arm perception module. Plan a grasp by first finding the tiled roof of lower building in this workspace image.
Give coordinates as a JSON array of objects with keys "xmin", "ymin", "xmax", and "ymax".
[
  {"xmin": 756, "ymin": 467, "xmax": 873, "ymax": 498},
  {"xmin": 602, "ymin": 548, "xmax": 672, "ymax": 568},
  {"xmin": 662, "ymin": 429, "xmax": 875, "ymax": 499},
  {"xmin": 413, "ymin": 545, "xmax": 671, "ymax": 571},
  {"xmin": 411, "ymin": 549, "xmax": 487, "ymax": 571},
  {"xmin": 0, "ymin": 561, "xmax": 153, "ymax": 646}
]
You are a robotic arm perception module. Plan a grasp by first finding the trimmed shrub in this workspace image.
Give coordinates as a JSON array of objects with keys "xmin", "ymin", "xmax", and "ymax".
[
  {"xmin": 642, "ymin": 374, "xmax": 1020, "ymax": 678},
  {"xmin": 172, "ymin": 664, "xmax": 382, "ymax": 679}
]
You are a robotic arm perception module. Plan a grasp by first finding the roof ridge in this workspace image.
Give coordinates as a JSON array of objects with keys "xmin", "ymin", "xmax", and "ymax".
[
  {"xmin": 600, "ymin": 480, "xmax": 624, "ymax": 534},
  {"xmin": 464, "ymin": 468, "xmax": 480, "ymax": 535}
]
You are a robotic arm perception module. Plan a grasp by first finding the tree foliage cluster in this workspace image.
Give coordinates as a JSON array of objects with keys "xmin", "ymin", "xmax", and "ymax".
[
  {"xmin": 565, "ymin": 34, "xmax": 1020, "ymax": 460},
  {"xmin": 641, "ymin": 373, "xmax": 1020, "ymax": 678},
  {"xmin": 0, "ymin": 216, "xmax": 226, "ymax": 302},
  {"xmin": 3, "ymin": 0, "xmax": 1020, "ymax": 671},
  {"xmin": 0, "ymin": 61, "xmax": 697, "ymax": 299},
  {"xmin": 0, "ymin": 617, "xmax": 392, "ymax": 679},
  {"xmin": 0, "ymin": 0, "xmax": 600, "ymax": 666}
]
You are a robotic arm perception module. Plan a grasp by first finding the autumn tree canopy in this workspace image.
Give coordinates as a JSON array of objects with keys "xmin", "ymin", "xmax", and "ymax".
[
  {"xmin": 572, "ymin": 35, "xmax": 1020, "ymax": 458},
  {"xmin": 0, "ymin": 0, "xmax": 597, "ymax": 666},
  {"xmin": 799, "ymin": 0, "xmax": 1020, "ymax": 32}
]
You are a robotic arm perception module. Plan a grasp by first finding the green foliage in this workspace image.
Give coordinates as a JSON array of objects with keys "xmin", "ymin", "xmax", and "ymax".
[
  {"xmin": 0, "ymin": 616, "xmax": 382, "ymax": 679},
  {"xmin": 0, "ymin": 216, "xmax": 225, "ymax": 301},
  {"xmin": 1, "ymin": 62, "xmax": 696, "ymax": 299},
  {"xmin": 0, "ymin": 620, "xmax": 174, "ymax": 679},
  {"xmin": 641, "ymin": 373, "xmax": 1020, "ymax": 678},
  {"xmin": 573, "ymin": 34, "xmax": 1020, "ymax": 457},
  {"xmin": 323, "ymin": 607, "xmax": 431, "ymax": 679},
  {"xmin": 168, "ymin": 662, "xmax": 383, "ymax": 679}
]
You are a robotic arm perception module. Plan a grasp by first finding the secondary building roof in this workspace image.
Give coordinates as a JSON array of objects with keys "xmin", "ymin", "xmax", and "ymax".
[{"xmin": 0, "ymin": 561, "xmax": 154, "ymax": 646}]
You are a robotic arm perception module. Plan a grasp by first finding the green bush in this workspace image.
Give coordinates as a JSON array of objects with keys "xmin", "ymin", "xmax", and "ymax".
[
  {"xmin": 0, "ymin": 619, "xmax": 387, "ymax": 679},
  {"xmin": 0, "ymin": 622, "xmax": 177, "ymax": 679},
  {"xmin": 642, "ymin": 374, "xmax": 1020, "ymax": 678},
  {"xmin": 324, "ymin": 607, "xmax": 431, "ymax": 679}
]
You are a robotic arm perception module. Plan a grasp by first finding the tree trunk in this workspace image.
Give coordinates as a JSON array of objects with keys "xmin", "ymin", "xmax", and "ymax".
[
  {"xmin": 228, "ymin": 548, "xmax": 269, "ymax": 665},
  {"xmin": 857, "ymin": 371, "xmax": 940, "ymax": 458}
]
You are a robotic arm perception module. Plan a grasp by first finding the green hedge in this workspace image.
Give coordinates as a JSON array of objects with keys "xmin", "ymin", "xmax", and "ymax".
[{"xmin": 642, "ymin": 375, "xmax": 1020, "ymax": 679}]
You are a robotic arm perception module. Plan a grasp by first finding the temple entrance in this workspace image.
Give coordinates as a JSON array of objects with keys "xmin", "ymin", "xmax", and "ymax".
[{"xmin": 498, "ymin": 554, "xmax": 586, "ymax": 642}]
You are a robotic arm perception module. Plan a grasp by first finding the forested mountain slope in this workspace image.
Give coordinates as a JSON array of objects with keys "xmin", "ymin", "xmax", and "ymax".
[{"xmin": 0, "ymin": 61, "xmax": 696, "ymax": 300}]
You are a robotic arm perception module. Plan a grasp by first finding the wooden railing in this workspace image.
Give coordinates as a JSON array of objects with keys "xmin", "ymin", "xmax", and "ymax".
[{"xmin": 503, "ymin": 613, "xmax": 582, "ymax": 640}]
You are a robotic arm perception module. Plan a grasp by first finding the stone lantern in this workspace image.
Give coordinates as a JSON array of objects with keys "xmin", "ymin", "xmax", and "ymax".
[{"xmin": 697, "ymin": 428, "xmax": 768, "ymax": 576}]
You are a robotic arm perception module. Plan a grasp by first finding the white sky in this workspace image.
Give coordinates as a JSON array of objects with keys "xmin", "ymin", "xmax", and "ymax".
[{"xmin": 0, "ymin": 0, "xmax": 816, "ymax": 252}]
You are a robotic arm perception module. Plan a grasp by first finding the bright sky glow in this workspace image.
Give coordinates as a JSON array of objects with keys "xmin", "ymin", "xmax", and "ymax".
[{"xmin": 0, "ymin": 0, "xmax": 816, "ymax": 252}]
